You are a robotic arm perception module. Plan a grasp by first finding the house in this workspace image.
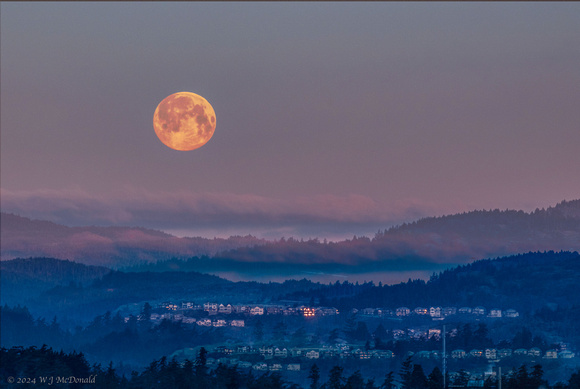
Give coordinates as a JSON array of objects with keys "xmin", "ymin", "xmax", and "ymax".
[
  {"xmin": 473, "ymin": 306, "xmax": 486, "ymax": 316},
  {"xmin": 359, "ymin": 351, "xmax": 371, "ymax": 360},
  {"xmin": 429, "ymin": 329, "xmax": 441, "ymax": 339},
  {"xmin": 429, "ymin": 307, "xmax": 442, "ymax": 318},
  {"xmin": 458, "ymin": 307, "xmax": 472, "ymax": 314},
  {"xmin": 485, "ymin": 349, "xmax": 497, "ymax": 359},
  {"xmin": 218, "ymin": 304, "xmax": 232, "ymax": 314},
  {"xmin": 182, "ymin": 317, "xmax": 196, "ymax": 324},
  {"xmin": 362, "ymin": 308, "xmax": 376, "ymax": 315},
  {"xmin": 305, "ymin": 350, "xmax": 320, "ymax": 359},
  {"xmin": 213, "ymin": 319, "xmax": 227, "ymax": 327},
  {"xmin": 253, "ymin": 363, "xmax": 268, "ymax": 371},
  {"xmin": 197, "ymin": 319, "xmax": 212, "ymax": 326},
  {"xmin": 396, "ymin": 307, "xmax": 410, "ymax": 317},
  {"xmin": 392, "ymin": 329, "xmax": 406, "ymax": 339},
  {"xmin": 374, "ymin": 350, "xmax": 394, "ymax": 359},
  {"xmin": 259, "ymin": 346, "xmax": 274, "ymax": 356},
  {"xmin": 182, "ymin": 302, "xmax": 194, "ymax": 309},
  {"xmin": 469, "ymin": 349, "xmax": 484, "ymax": 358},
  {"xmin": 287, "ymin": 364, "xmax": 301, "ymax": 371},
  {"xmin": 544, "ymin": 350, "xmax": 558, "ymax": 359},
  {"xmin": 230, "ymin": 320, "xmax": 245, "ymax": 327},
  {"xmin": 443, "ymin": 307, "xmax": 457, "ymax": 316},
  {"xmin": 204, "ymin": 303, "xmax": 218, "ymax": 312},
  {"xmin": 238, "ymin": 361, "xmax": 252, "ymax": 369},
  {"xmin": 269, "ymin": 364, "xmax": 283, "ymax": 371},
  {"xmin": 302, "ymin": 307, "xmax": 315, "ymax": 317},
  {"xmin": 414, "ymin": 307, "xmax": 428, "ymax": 315},
  {"xmin": 283, "ymin": 308, "xmax": 297, "ymax": 316},
  {"xmin": 504, "ymin": 309, "xmax": 519, "ymax": 318},
  {"xmin": 233, "ymin": 305, "xmax": 249, "ymax": 314},
  {"xmin": 513, "ymin": 349, "xmax": 527, "ymax": 355},
  {"xmin": 452, "ymin": 350, "xmax": 466, "ymax": 359},
  {"xmin": 488, "ymin": 309, "xmax": 502, "ymax": 318},
  {"xmin": 267, "ymin": 306, "xmax": 282, "ymax": 315},
  {"xmin": 497, "ymin": 349, "xmax": 512, "ymax": 358},
  {"xmin": 250, "ymin": 306, "xmax": 264, "ymax": 315},
  {"xmin": 317, "ymin": 307, "xmax": 339, "ymax": 316},
  {"xmin": 528, "ymin": 347, "xmax": 541, "ymax": 357},
  {"xmin": 274, "ymin": 348, "xmax": 288, "ymax": 358}
]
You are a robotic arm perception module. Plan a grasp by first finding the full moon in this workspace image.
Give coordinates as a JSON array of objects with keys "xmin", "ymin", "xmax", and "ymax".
[{"xmin": 153, "ymin": 92, "xmax": 216, "ymax": 151}]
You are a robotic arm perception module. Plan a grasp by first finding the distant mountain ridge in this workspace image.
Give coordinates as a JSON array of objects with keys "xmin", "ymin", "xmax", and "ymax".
[
  {"xmin": 0, "ymin": 213, "xmax": 267, "ymax": 267},
  {"xmin": 1, "ymin": 200, "xmax": 579, "ymax": 271}
]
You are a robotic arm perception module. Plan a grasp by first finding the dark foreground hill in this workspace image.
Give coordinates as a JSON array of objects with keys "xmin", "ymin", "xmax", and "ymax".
[{"xmin": 1, "ymin": 251, "xmax": 578, "ymax": 325}]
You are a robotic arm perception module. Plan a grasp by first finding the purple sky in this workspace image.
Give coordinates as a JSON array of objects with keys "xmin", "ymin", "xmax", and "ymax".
[{"xmin": 2, "ymin": 3, "xmax": 580, "ymax": 240}]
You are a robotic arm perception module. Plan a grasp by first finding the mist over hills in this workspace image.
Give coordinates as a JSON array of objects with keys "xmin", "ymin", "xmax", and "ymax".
[
  {"xmin": 0, "ymin": 212, "xmax": 266, "ymax": 267},
  {"xmin": 1, "ymin": 200, "xmax": 579, "ymax": 275}
]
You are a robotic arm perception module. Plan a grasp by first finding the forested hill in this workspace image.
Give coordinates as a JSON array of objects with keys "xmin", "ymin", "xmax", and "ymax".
[
  {"xmin": 207, "ymin": 200, "xmax": 580, "ymax": 271},
  {"xmin": 283, "ymin": 251, "xmax": 580, "ymax": 314}
]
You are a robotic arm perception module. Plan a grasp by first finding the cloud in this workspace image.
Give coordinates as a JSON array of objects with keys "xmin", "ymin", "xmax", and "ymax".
[{"xmin": 0, "ymin": 187, "xmax": 443, "ymax": 239}]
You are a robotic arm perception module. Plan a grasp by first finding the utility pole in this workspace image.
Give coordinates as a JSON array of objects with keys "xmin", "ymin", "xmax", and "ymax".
[
  {"xmin": 443, "ymin": 324, "xmax": 447, "ymax": 388},
  {"xmin": 499, "ymin": 366, "xmax": 502, "ymax": 389}
]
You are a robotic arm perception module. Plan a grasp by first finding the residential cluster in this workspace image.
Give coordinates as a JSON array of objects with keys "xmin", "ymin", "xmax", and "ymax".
[
  {"xmin": 153, "ymin": 301, "xmax": 519, "ymax": 320},
  {"xmin": 359, "ymin": 306, "xmax": 520, "ymax": 319}
]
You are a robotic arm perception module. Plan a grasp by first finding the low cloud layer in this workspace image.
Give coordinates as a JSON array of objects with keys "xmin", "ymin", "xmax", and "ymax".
[{"xmin": 0, "ymin": 188, "xmax": 446, "ymax": 240}]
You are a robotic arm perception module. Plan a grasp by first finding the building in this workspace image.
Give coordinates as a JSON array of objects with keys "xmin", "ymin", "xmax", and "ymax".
[
  {"xmin": 504, "ymin": 309, "xmax": 519, "ymax": 318},
  {"xmin": 429, "ymin": 307, "xmax": 442, "ymax": 318},
  {"xmin": 287, "ymin": 364, "xmax": 301, "ymax": 371},
  {"xmin": 485, "ymin": 349, "xmax": 497, "ymax": 360},
  {"xmin": 473, "ymin": 306, "xmax": 486, "ymax": 316},
  {"xmin": 443, "ymin": 307, "xmax": 457, "ymax": 316},
  {"xmin": 230, "ymin": 320, "xmax": 245, "ymax": 327},
  {"xmin": 250, "ymin": 306, "xmax": 264, "ymax": 315},
  {"xmin": 396, "ymin": 307, "xmax": 410, "ymax": 317},
  {"xmin": 305, "ymin": 350, "xmax": 320, "ymax": 359},
  {"xmin": 269, "ymin": 364, "xmax": 283, "ymax": 371},
  {"xmin": 544, "ymin": 350, "xmax": 558, "ymax": 359},
  {"xmin": 488, "ymin": 309, "xmax": 502, "ymax": 318},
  {"xmin": 452, "ymin": 350, "xmax": 466, "ymax": 359},
  {"xmin": 414, "ymin": 307, "xmax": 428, "ymax": 315}
]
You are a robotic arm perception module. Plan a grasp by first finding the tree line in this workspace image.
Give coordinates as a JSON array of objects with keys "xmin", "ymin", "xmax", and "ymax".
[{"xmin": 2, "ymin": 346, "xmax": 580, "ymax": 389}]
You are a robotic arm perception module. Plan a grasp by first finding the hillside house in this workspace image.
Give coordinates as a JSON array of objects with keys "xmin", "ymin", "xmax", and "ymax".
[
  {"xmin": 218, "ymin": 304, "xmax": 232, "ymax": 314},
  {"xmin": 250, "ymin": 306, "xmax": 264, "ymax": 315},
  {"xmin": 305, "ymin": 350, "xmax": 320, "ymax": 359},
  {"xmin": 396, "ymin": 307, "xmax": 411, "ymax": 316},
  {"xmin": 473, "ymin": 306, "xmax": 486, "ymax": 315},
  {"xmin": 544, "ymin": 350, "xmax": 558, "ymax": 359},
  {"xmin": 452, "ymin": 350, "xmax": 466, "ymax": 359}
]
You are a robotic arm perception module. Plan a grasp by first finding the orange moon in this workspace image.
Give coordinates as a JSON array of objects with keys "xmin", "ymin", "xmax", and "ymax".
[{"xmin": 153, "ymin": 92, "xmax": 216, "ymax": 151}]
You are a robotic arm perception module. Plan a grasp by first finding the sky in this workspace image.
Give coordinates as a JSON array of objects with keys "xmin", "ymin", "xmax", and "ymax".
[{"xmin": 2, "ymin": 2, "xmax": 580, "ymax": 240}]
